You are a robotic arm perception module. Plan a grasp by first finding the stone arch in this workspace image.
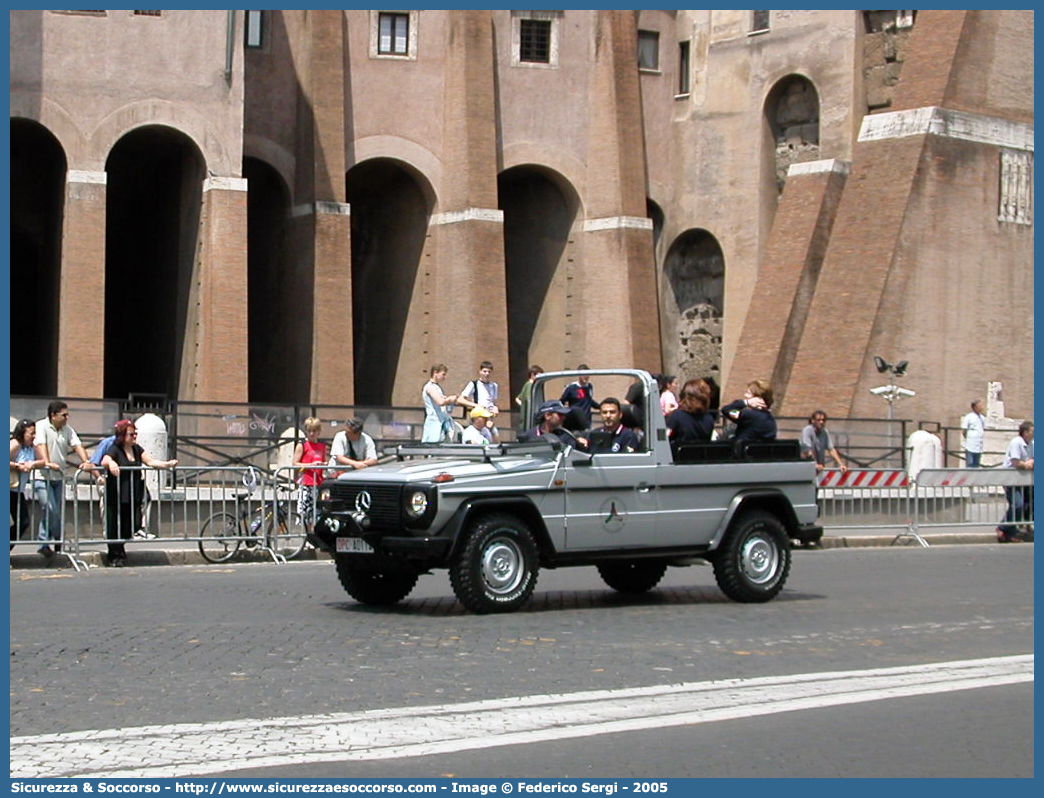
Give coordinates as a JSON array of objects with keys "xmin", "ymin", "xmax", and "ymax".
[
  {"xmin": 661, "ymin": 228, "xmax": 724, "ymax": 382},
  {"xmin": 242, "ymin": 134, "xmax": 296, "ymax": 201},
  {"xmin": 764, "ymin": 74, "xmax": 821, "ymax": 194},
  {"xmin": 9, "ymin": 98, "xmax": 88, "ymax": 168},
  {"xmin": 500, "ymin": 142, "xmax": 586, "ymax": 209},
  {"xmin": 10, "ymin": 118, "xmax": 67, "ymax": 396},
  {"xmin": 499, "ymin": 164, "xmax": 582, "ymax": 395},
  {"xmin": 346, "ymin": 157, "xmax": 436, "ymax": 405},
  {"xmin": 104, "ymin": 125, "xmax": 206, "ymax": 398},
  {"xmin": 350, "ymin": 135, "xmax": 440, "ymax": 211},
  {"xmin": 243, "ymin": 157, "xmax": 294, "ymax": 403},
  {"xmin": 90, "ymin": 99, "xmax": 234, "ymax": 176}
]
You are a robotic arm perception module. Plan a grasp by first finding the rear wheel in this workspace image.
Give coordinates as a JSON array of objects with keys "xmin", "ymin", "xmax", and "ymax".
[
  {"xmin": 198, "ymin": 512, "xmax": 242, "ymax": 564},
  {"xmin": 597, "ymin": 560, "xmax": 668, "ymax": 594},
  {"xmin": 334, "ymin": 554, "xmax": 419, "ymax": 605},
  {"xmin": 712, "ymin": 510, "xmax": 790, "ymax": 602},
  {"xmin": 450, "ymin": 514, "xmax": 539, "ymax": 613}
]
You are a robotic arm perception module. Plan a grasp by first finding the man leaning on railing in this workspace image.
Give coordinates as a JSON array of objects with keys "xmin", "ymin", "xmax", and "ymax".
[{"xmin": 996, "ymin": 420, "xmax": 1034, "ymax": 543}]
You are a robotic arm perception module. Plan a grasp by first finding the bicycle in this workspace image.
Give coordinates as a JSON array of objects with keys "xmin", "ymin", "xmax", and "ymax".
[{"xmin": 198, "ymin": 491, "xmax": 307, "ymax": 564}]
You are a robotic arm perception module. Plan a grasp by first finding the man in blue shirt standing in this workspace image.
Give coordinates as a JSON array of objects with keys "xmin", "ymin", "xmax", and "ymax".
[{"xmin": 560, "ymin": 365, "xmax": 596, "ymax": 428}]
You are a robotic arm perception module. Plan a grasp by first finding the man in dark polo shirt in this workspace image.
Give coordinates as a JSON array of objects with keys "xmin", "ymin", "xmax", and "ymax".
[{"xmin": 587, "ymin": 397, "xmax": 640, "ymax": 454}]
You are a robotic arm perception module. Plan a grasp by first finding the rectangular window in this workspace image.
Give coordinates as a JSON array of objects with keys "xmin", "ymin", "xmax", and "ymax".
[
  {"xmin": 133, "ymin": 10, "xmax": 162, "ymax": 16},
  {"xmin": 678, "ymin": 41, "xmax": 690, "ymax": 95},
  {"xmin": 245, "ymin": 10, "xmax": 264, "ymax": 49},
  {"xmin": 378, "ymin": 12, "xmax": 409, "ymax": 55},
  {"xmin": 637, "ymin": 30, "xmax": 659, "ymax": 71},
  {"xmin": 519, "ymin": 19, "xmax": 552, "ymax": 63},
  {"xmin": 751, "ymin": 10, "xmax": 771, "ymax": 33}
]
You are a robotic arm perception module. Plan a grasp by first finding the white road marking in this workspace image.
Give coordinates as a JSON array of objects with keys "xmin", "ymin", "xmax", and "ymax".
[{"xmin": 10, "ymin": 654, "xmax": 1032, "ymax": 778}]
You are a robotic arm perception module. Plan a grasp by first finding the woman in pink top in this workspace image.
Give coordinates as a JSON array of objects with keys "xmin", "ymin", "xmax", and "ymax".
[
  {"xmin": 293, "ymin": 417, "xmax": 328, "ymax": 533},
  {"xmin": 658, "ymin": 374, "xmax": 679, "ymax": 416}
]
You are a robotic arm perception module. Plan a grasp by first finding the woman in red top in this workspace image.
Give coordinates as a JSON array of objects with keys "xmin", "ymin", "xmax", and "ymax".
[{"xmin": 293, "ymin": 417, "xmax": 327, "ymax": 533}]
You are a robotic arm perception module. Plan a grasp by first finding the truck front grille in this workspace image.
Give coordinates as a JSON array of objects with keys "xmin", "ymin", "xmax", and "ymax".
[{"xmin": 327, "ymin": 482, "xmax": 402, "ymax": 528}]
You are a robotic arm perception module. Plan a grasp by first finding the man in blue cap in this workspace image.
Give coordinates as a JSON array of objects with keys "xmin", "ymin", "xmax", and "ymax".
[{"xmin": 520, "ymin": 400, "xmax": 579, "ymax": 447}]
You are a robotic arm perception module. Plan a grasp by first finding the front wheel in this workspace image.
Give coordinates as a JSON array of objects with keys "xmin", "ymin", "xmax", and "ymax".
[
  {"xmin": 199, "ymin": 512, "xmax": 242, "ymax": 564},
  {"xmin": 712, "ymin": 510, "xmax": 791, "ymax": 603},
  {"xmin": 334, "ymin": 555, "xmax": 419, "ymax": 605},
  {"xmin": 597, "ymin": 560, "xmax": 668, "ymax": 594},
  {"xmin": 450, "ymin": 514, "xmax": 539, "ymax": 613}
]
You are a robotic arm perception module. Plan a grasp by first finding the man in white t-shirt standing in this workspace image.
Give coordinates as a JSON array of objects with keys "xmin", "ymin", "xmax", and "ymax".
[
  {"xmin": 330, "ymin": 418, "xmax": 378, "ymax": 472},
  {"xmin": 996, "ymin": 420, "xmax": 1034, "ymax": 542},
  {"xmin": 32, "ymin": 400, "xmax": 93, "ymax": 558},
  {"xmin": 961, "ymin": 399, "xmax": 986, "ymax": 468},
  {"xmin": 457, "ymin": 361, "xmax": 500, "ymax": 414},
  {"xmin": 457, "ymin": 361, "xmax": 500, "ymax": 436}
]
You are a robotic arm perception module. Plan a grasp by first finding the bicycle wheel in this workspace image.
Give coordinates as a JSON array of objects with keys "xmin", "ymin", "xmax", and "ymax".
[
  {"xmin": 198, "ymin": 511, "xmax": 242, "ymax": 564},
  {"xmin": 276, "ymin": 504, "xmax": 309, "ymax": 560}
]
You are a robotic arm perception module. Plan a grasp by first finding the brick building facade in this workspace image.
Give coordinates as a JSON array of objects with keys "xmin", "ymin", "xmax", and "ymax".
[{"xmin": 9, "ymin": 9, "xmax": 1034, "ymax": 421}]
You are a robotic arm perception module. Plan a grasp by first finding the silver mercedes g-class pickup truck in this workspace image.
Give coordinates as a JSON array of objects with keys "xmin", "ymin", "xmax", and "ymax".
[{"xmin": 312, "ymin": 369, "xmax": 821, "ymax": 613}]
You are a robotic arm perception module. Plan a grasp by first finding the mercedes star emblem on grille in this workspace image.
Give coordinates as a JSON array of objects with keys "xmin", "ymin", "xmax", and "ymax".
[{"xmin": 354, "ymin": 491, "xmax": 372, "ymax": 514}]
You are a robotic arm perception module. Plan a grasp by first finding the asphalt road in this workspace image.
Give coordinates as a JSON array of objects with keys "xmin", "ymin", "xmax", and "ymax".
[{"xmin": 8, "ymin": 545, "xmax": 1034, "ymax": 778}]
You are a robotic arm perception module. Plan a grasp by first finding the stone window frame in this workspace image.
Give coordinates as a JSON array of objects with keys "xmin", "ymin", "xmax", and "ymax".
[
  {"xmin": 369, "ymin": 10, "xmax": 418, "ymax": 61},
  {"xmin": 676, "ymin": 40, "xmax": 691, "ymax": 97},
  {"xmin": 637, "ymin": 29, "xmax": 660, "ymax": 72},
  {"xmin": 511, "ymin": 10, "xmax": 562, "ymax": 69},
  {"xmin": 244, "ymin": 10, "xmax": 265, "ymax": 50},
  {"xmin": 749, "ymin": 10, "xmax": 770, "ymax": 35}
]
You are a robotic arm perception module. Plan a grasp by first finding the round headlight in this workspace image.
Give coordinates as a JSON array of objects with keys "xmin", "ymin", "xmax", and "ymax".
[
  {"xmin": 319, "ymin": 488, "xmax": 331, "ymax": 502},
  {"xmin": 406, "ymin": 490, "xmax": 429, "ymax": 517}
]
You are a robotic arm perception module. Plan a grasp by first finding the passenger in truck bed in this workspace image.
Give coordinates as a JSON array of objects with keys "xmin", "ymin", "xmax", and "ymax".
[
  {"xmin": 721, "ymin": 380, "xmax": 777, "ymax": 442},
  {"xmin": 667, "ymin": 379, "xmax": 715, "ymax": 456}
]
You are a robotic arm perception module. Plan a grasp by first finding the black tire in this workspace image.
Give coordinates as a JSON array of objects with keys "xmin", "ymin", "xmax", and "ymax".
[
  {"xmin": 712, "ymin": 509, "xmax": 791, "ymax": 603},
  {"xmin": 334, "ymin": 554, "xmax": 418, "ymax": 606},
  {"xmin": 199, "ymin": 511, "xmax": 242, "ymax": 564},
  {"xmin": 597, "ymin": 560, "xmax": 668, "ymax": 594},
  {"xmin": 449, "ymin": 514, "xmax": 539, "ymax": 613}
]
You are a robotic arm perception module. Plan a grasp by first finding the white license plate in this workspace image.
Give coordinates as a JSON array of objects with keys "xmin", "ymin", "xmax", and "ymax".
[{"xmin": 336, "ymin": 537, "xmax": 374, "ymax": 554}]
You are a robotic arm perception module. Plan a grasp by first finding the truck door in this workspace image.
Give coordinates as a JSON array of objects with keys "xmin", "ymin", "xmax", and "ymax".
[{"xmin": 563, "ymin": 449, "xmax": 659, "ymax": 550}]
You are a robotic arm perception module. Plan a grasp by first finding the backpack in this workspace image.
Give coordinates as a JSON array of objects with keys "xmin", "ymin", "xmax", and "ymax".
[{"xmin": 459, "ymin": 380, "xmax": 477, "ymax": 419}]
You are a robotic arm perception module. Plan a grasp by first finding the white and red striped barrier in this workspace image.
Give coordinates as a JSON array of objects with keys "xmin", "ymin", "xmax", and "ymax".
[
  {"xmin": 912, "ymin": 468, "xmax": 1033, "ymax": 488},
  {"xmin": 817, "ymin": 469, "xmax": 909, "ymax": 489}
]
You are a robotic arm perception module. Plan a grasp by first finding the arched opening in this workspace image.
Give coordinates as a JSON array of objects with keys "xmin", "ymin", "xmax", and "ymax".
[
  {"xmin": 10, "ymin": 118, "xmax": 66, "ymax": 396},
  {"xmin": 765, "ymin": 75, "xmax": 820, "ymax": 194},
  {"xmin": 662, "ymin": 228, "xmax": 724, "ymax": 381},
  {"xmin": 243, "ymin": 157, "xmax": 293, "ymax": 403},
  {"xmin": 346, "ymin": 158, "xmax": 433, "ymax": 406},
  {"xmin": 647, "ymin": 198, "xmax": 665, "ymax": 261},
  {"xmin": 104, "ymin": 126, "xmax": 205, "ymax": 399},
  {"xmin": 499, "ymin": 165, "xmax": 580, "ymax": 397}
]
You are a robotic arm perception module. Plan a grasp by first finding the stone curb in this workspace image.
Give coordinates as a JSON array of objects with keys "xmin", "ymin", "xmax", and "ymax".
[{"xmin": 9, "ymin": 532, "xmax": 1022, "ymax": 570}]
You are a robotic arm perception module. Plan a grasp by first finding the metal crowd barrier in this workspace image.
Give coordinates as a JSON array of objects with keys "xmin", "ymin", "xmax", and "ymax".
[
  {"xmin": 910, "ymin": 468, "xmax": 1034, "ymax": 542},
  {"xmin": 816, "ymin": 467, "xmax": 1034, "ymax": 547},
  {"xmin": 11, "ymin": 465, "xmax": 311, "ymax": 571}
]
